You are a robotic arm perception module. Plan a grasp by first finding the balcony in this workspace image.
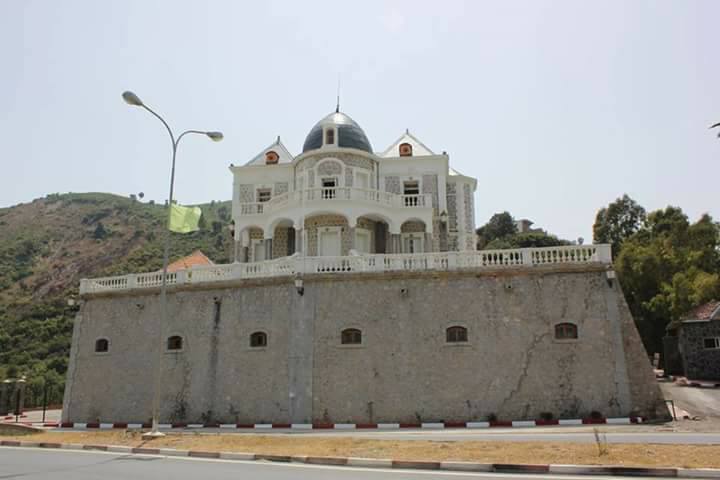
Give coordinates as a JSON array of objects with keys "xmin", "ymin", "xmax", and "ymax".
[
  {"xmin": 237, "ymin": 187, "xmax": 433, "ymax": 217},
  {"xmin": 79, "ymin": 245, "xmax": 612, "ymax": 295}
]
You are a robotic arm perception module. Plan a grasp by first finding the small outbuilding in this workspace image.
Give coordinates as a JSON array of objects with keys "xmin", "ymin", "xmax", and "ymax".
[{"xmin": 669, "ymin": 300, "xmax": 720, "ymax": 380}]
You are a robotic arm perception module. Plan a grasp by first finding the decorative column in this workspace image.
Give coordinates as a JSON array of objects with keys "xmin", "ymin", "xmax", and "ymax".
[
  {"xmin": 348, "ymin": 226, "xmax": 356, "ymax": 253},
  {"xmin": 264, "ymin": 238, "xmax": 273, "ymax": 260},
  {"xmin": 239, "ymin": 230, "xmax": 250, "ymax": 263},
  {"xmin": 425, "ymin": 232, "xmax": 433, "ymax": 253},
  {"xmin": 390, "ymin": 233, "xmax": 402, "ymax": 254},
  {"xmin": 295, "ymin": 226, "xmax": 303, "ymax": 255}
]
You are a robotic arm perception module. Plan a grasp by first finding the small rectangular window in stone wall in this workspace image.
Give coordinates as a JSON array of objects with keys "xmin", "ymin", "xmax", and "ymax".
[{"xmin": 422, "ymin": 174, "xmax": 438, "ymax": 209}]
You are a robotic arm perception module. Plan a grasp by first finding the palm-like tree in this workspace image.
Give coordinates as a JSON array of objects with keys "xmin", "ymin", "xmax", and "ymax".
[{"xmin": 711, "ymin": 122, "xmax": 720, "ymax": 137}]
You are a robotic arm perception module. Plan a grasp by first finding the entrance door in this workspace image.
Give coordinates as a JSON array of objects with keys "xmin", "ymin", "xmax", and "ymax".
[
  {"xmin": 319, "ymin": 228, "xmax": 341, "ymax": 256},
  {"xmin": 251, "ymin": 239, "xmax": 266, "ymax": 262},
  {"xmin": 355, "ymin": 229, "xmax": 371, "ymax": 253},
  {"xmin": 402, "ymin": 233, "xmax": 424, "ymax": 254}
]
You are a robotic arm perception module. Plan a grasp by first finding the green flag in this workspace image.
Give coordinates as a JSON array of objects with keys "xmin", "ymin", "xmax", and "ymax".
[{"xmin": 169, "ymin": 204, "xmax": 202, "ymax": 233}]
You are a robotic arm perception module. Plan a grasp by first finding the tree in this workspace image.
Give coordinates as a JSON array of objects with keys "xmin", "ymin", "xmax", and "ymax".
[
  {"xmin": 592, "ymin": 194, "xmax": 646, "ymax": 254},
  {"xmin": 476, "ymin": 212, "xmax": 517, "ymax": 249},
  {"xmin": 486, "ymin": 231, "xmax": 570, "ymax": 250},
  {"xmin": 614, "ymin": 206, "xmax": 720, "ymax": 353}
]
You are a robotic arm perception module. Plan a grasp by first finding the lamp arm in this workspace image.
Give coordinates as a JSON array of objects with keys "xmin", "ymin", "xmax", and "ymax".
[{"xmin": 141, "ymin": 104, "xmax": 176, "ymax": 148}]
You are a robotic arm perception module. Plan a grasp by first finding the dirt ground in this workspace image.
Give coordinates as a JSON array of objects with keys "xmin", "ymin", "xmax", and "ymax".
[{"xmin": 3, "ymin": 430, "xmax": 720, "ymax": 468}]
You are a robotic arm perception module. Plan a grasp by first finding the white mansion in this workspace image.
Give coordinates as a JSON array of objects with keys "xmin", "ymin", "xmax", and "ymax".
[{"xmin": 231, "ymin": 109, "xmax": 478, "ymax": 263}]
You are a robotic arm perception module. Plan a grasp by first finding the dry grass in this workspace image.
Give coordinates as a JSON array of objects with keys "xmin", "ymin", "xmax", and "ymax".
[{"xmin": 3, "ymin": 430, "xmax": 719, "ymax": 468}]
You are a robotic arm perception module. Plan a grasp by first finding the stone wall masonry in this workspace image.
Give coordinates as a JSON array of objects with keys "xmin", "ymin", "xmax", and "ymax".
[
  {"xmin": 63, "ymin": 268, "xmax": 667, "ymax": 424},
  {"xmin": 272, "ymin": 227, "xmax": 290, "ymax": 259},
  {"xmin": 679, "ymin": 321, "xmax": 720, "ymax": 380},
  {"xmin": 385, "ymin": 176, "xmax": 401, "ymax": 194},
  {"xmin": 304, "ymin": 215, "xmax": 351, "ymax": 257}
]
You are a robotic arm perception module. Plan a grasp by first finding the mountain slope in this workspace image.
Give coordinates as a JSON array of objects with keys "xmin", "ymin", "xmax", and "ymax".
[{"xmin": 0, "ymin": 193, "xmax": 233, "ymax": 406}]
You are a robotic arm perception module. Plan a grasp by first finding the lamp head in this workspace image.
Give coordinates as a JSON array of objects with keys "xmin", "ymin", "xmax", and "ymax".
[
  {"xmin": 206, "ymin": 131, "xmax": 224, "ymax": 142},
  {"xmin": 122, "ymin": 91, "xmax": 144, "ymax": 107}
]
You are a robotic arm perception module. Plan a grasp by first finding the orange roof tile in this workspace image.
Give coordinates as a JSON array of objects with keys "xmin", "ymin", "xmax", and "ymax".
[{"xmin": 166, "ymin": 250, "xmax": 214, "ymax": 273}]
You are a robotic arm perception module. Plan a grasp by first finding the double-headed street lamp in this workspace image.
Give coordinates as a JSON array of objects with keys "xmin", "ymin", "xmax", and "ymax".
[{"xmin": 122, "ymin": 91, "xmax": 223, "ymax": 438}]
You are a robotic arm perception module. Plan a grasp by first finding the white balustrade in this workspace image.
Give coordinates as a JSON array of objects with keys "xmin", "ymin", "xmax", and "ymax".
[
  {"xmin": 238, "ymin": 188, "xmax": 432, "ymax": 215},
  {"xmin": 79, "ymin": 245, "xmax": 612, "ymax": 295}
]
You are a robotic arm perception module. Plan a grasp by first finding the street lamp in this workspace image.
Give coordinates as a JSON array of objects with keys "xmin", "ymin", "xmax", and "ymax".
[{"xmin": 122, "ymin": 90, "xmax": 223, "ymax": 438}]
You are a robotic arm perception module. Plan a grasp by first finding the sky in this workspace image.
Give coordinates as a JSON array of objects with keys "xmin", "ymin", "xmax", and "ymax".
[{"xmin": 1, "ymin": 0, "xmax": 719, "ymax": 241}]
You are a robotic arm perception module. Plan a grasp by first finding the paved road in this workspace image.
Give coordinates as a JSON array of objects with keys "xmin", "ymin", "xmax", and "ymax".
[
  {"xmin": 0, "ymin": 448, "xmax": 667, "ymax": 479},
  {"xmin": 659, "ymin": 381, "xmax": 720, "ymax": 418}
]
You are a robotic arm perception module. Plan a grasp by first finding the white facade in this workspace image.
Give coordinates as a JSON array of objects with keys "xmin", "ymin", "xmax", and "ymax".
[{"xmin": 230, "ymin": 111, "xmax": 478, "ymax": 262}]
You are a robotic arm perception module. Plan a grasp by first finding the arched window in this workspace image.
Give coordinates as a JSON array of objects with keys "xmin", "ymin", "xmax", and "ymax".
[
  {"xmin": 167, "ymin": 335, "xmax": 183, "ymax": 351},
  {"xmin": 555, "ymin": 323, "xmax": 578, "ymax": 340},
  {"xmin": 446, "ymin": 326, "xmax": 468, "ymax": 343},
  {"xmin": 399, "ymin": 142, "xmax": 413, "ymax": 157},
  {"xmin": 250, "ymin": 331, "xmax": 267, "ymax": 348},
  {"xmin": 341, "ymin": 328, "xmax": 362, "ymax": 345},
  {"xmin": 265, "ymin": 151, "xmax": 279, "ymax": 164},
  {"xmin": 94, "ymin": 338, "xmax": 109, "ymax": 353}
]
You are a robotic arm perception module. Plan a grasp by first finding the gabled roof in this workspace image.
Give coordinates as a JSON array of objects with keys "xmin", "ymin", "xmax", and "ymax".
[
  {"xmin": 244, "ymin": 137, "xmax": 294, "ymax": 166},
  {"xmin": 681, "ymin": 300, "xmax": 720, "ymax": 322},
  {"xmin": 166, "ymin": 250, "xmax": 214, "ymax": 272},
  {"xmin": 379, "ymin": 130, "xmax": 435, "ymax": 158}
]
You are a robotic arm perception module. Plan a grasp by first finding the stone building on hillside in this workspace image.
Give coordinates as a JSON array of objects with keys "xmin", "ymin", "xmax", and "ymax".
[{"xmin": 62, "ymin": 108, "xmax": 667, "ymax": 426}]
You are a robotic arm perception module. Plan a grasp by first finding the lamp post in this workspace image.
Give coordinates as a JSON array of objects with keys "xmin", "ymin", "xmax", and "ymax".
[{"xmin": 122, "ymin": 91, "xmax": 223, "ymax": 438}]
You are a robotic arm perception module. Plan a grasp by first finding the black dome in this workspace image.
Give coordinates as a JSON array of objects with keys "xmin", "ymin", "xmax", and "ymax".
[{"xmin": 302, "ymin": 111, "xmax": 373, "ymax": 154}]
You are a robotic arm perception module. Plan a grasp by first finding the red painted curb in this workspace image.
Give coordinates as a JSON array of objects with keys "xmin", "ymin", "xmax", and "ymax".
[
  {"xmin": 490, "ymin": 420, "xmax": 512, "ymax": 427},
  {"xmin": 443, "ymin": 421, "xmax": 467, "ymax": 428},
  {"xmin": 51, "ymin": 416, "xmax": 645, "ymax": 430}
]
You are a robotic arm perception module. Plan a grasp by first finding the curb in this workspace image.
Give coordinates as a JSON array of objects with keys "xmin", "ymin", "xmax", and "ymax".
[
  {"xmin": 48, "ymin": 416, "xmax": 645, "ymax": 430},
  {"xmin": 2, "ymin": 441, "xmax": 719, "ymax": 477}
]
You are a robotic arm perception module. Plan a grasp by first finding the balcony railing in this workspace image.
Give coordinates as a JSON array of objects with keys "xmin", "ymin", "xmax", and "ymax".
[
  {"xmin": 238, "ymin": 187, "xmax": 432, "ymax": 216},
  {"xmin": 80, "ymin": 245, "xmax": 612, "ymax": 295}
]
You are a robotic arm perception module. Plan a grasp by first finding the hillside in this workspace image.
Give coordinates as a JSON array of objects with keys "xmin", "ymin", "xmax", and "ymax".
[{"xmin": 0, "ymin": 193, "xmax": 233, "ymax": 406}]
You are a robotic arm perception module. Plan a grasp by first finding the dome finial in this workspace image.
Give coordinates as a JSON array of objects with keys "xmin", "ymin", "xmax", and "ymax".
[{"xmin": 336, "ymin": 76, "xmax": 340, "ymax": 113}]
